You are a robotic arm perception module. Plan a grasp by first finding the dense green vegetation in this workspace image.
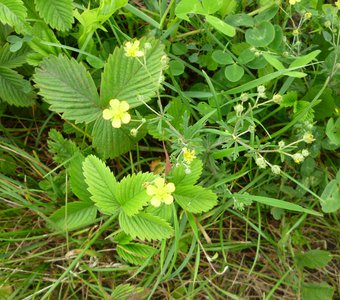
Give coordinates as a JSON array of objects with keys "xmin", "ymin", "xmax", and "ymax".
[{"xmin": 0, "ymin": 0, "xmax": 339, "ymax": 299}]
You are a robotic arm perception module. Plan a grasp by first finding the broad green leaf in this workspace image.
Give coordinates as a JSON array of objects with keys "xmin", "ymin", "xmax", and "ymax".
[
  {"xmin": 49, "ymin": 201, "xmax": 97, "ymax": 231},
  {"xmin": 245, "ymin": 21, "xmax": 275, "ymax": 47},
  {"xmin": 233, "ymin": 194, "xmax": 322, "ymax": 216},
  {"xmin": 83, "ymin": 155, "xmax": 120, "ymax": 214},
  {"xmin": 0, "ymin": 0, "xmax": 27, "ymax": 32},
  {"xmin": 224, "ymin": 13, "xmax": 254, "ymax": 27},
  {"xmin": 100, "ymin": 37, "xmax": 165, "ymax": 108},
  {"xmin": 0, "ymin": 67, "xmax": 35, "ymax": 106},
  {"xmin": 146, "ymin": 204, "xmax": 173, "ymax": 222},
  {"xmin": 225, "ymin": 63, "xmax": 244, "ymax": 82},
  {"xmin": 116, "ymin": 243, "xmax": 156, "ymax": 265},
  {"xmin": 320, "ymin": 178, "xmax": 340, "ymax": 213},
  {"xmin": 169, "ymin": 60, "xmax": 185, "ymax": 76},
  {"xmin": 326, "ymin": 117, "xmax": 340, "ymax": 146},
  {"xmin": 174, "ymin": 185, "xmax": 217, "ymax": 213},
  {"xmin": 205, "ymin": 15, "xmax": 235, "ymax": 37},
  {"xmin": 302, "ymin": 282, "xmax": 334, "ymax": 300},
  {"xmin": 34, "ymin": 55, "xmax": 101, "ymax": 123},
  {"xmin": 0, "ymin": 43, "xmax": 30, "ymax": 68},
  {"xmin": 119, "ymin": 211, "xmax": 173, "ymax": 241},
  {"xmin": 92, "ymin": 116, "xmax": 147, "ymax": 158},
  {"xmin": 295, "ymin": 250, "xmax": 332, "ymax": 269},
  {"xmin": 175, "ymin": 0, "xmax": 205, "ymax": 21},
  {"xmin": 211, "ymin": 50, "xmax": 233, "ymax": 65},
  {"xmin": 69, "ymin": 153, "xmax": 92, "ymax": 202},
  {"xmin": 171, "ymin": 159, "xmax": 203, "ymax": 186},
  {"xmin": 254, "ymin": 4, "xmax": 279, "ymax": 23},
  {"xmin": 202, "ymin": 0, "xmax": 223, "ymax": 14},
  {"xmin": 289, "ymin": 50, "xmax": 321, "ymax": 69},
  {"xmin": 47, "ymin": 129, "xmax": 79, "ymax": 165},
  {"xmin": 262, "ymin": 53, "xmax": 285, "ymax": 70},
  {"xmin": 35, "ymin": 0, "xmax": 73, "ymax": 31},
  {"xmin": 114, "ymin": 172, "xmax": 157, "ymax": 216}
]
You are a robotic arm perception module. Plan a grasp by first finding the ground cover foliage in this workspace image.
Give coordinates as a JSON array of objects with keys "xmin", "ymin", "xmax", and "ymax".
[{"xmin": 0, "ymin": 0, "xmax": 339, "ymax": 299}]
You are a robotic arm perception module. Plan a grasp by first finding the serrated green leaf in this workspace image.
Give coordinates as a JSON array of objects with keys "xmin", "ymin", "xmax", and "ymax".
[
  {"xmin": 119, "ymin": 211, "xmax": 173, "ymax": 241},
  {"xmin": 0, "ymin": 67, "xmax": 34, "ymax": 106},
  {"xmin": 92, "ymin": 117, "xmax": 147, "ymax": 158},
  {"xmin": 296, "ymin": 250, "xmax": 332, "ymax": 269},
  {"xmin": 289, "ymin": 50, "xmax": 321, "ymax": 69},
  {"xmin": 35, "ymin": 0, "xmax": 73, "ymax": 31},
  {"xmin": 111, "ymin": 284, "xmax": 144, "ymax": 300},
  {"xmin": 49, "ymin": 201, "xmax": 97, "ymax": 231},
  {"xmin": 69, "ymin": 153, "xmax": 92, "ymax": 202},
  {"xmin": 116, "ymin": 243, "xmax": 156, "ymax": 265},
  {"xmin": 205, "ymin": 15, "xmax": 235, "ymax": 37},
  {"xmin": 174, "ymin": 185, "xmax": 217, "ymax": 213},
  {"xmin": 47, "ymin": 129, "xmax": 79, "ymax": 165},
  {"xmin": 0, "ymin": 43, "xmax": 30, "ymax": 68},
  {"xmin": 146, "ymin": 203, "xmax": 173, "ymax": 222},
  {"xmin": 171, "ymin": 159, "xmax": 203, "ymax": 186},
  {"xmin": 294, "ymin": 101, "xmax": 314, "ymax": 121},
  {"xmin": 100, "ymin": 37, "xmax": 165, "ymax": 108},
  {"xmin": 34, "ymin": 55, "xmax": 101, "ymax": 123},
  {"xmin": 0, "ymin": 0, "xmax": 27, "ymax": 32},
  {"xmin": 281, "ymin": 91, "xmax": 297, "ymax": 107},
  {"xmin": 83, "ymin": 155, "xmax": 120, "ymax": 215},
  {"xmin": 115, "ymin": 172, "xmax": 157, "ymax": 216}
]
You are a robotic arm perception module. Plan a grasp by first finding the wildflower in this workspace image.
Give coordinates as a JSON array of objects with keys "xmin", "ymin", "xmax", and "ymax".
[
  {"xmin": 234, "ymin": 103, "xmax": 244, "ymax": 115},
  {"xmin": 289, "ymin": 0, "xmax": 301, "ymax": 5},
  {"xmin": 292, "ymin": 29, "xmax": 300, "ymax": 36},
  {"xmin": 304, "ymin": 12, "xmax": 312, "ymax": 19},
  {"xmin": 324, "ymin": 20, "xmax": 331, "ymax": 28},
  {"xmin": 301, "ymin": 149, "xmax": 309, "ymax": 157},
  {"xmin": 271, "ymin": 165, "xmax": 281, "ymax": 175},
  {"xmin": 278, "ymin": 140, "xmax": 285, "ymax": 148},
  {"xmin": 240, "ymin": 93, "xmax": 249, "ymax": 102},
  {"xmin": 124, "ymin": 40, "xmax": 144, "ymax": 57},
  {"xmin": 257, "ymin": 85, "xmax": 266, "ymax": 98},
  {"xmin": 303, "ymin": 132, "xmax": 315, "ymax": 144},
  {"xmin": 130, "ymin": 128, "xmax": 138, "ymax": 137},
  {"xmin": 102, "ymin": 99, "xmax": 131, "ymax": 128},
  {"xmin": 272, "ymin": 94, "xmax": 282, "ymax": 104},
  {"xmin": 146, "ymin": 178, "xmax": 175, "ymax": 207},
  {"xmin": 292, "ymin": 152, "xmax": 304, "ymax": 164},
  {"xmin": 255, "ymin": 156, "xmax": 267, "ymax": 169},
  {"xmin": 183, "ymin": 147, "xmax": 196, "ymax": 164}
]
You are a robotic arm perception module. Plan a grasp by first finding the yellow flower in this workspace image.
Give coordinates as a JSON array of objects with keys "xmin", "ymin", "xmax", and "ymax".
[
  {"xmin": 102, "ymin": 99, "xmax": 131, "ymax": 128},
  {"xmin": 289, "ymin": 0, "xmax": 301, "ymax": 5},
  {"xmin": 292, "ymin": 153, "xmax": 304, "ymax": 164},
  {"xmin": 146, "ymin": 178, "xmax": 175, "ymax": 207},
  {"xmin": 303, "ymin": 132, "xmax": 315, "ymax": 144},
  {"xmin": 124, "ymin": 40, "xmax": 144, "ymax": 57},
  {"xmin": 183, "ymin": 147, "xmax": 196, "ymax": 164},
  {"xmin": 335, "ymin": 1, "xmax": 340, "ymax": 9},
  {"xmin": 304, "ymin": 12, "xmax": 312, "ymax": 19}
]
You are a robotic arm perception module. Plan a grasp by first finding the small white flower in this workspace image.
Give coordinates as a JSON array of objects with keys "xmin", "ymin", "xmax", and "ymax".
[
  {"xmin": 240, "ymin": 93, "xmax": 249, "ymax": 102},
  {"xmin": 303, "ymin": 132, "xmax": 315, "ymax": 144},
  {"xmin": 272, "ymin": 94, "xmax": 282, "ymax": 104},
  {"xmin": 257, "ymin": 85, "xmax": 266, "ymax": 94},
  {"xmin": 278, "ymin": 141, "xmax": 285, "ymax": 148},
  {"xmin": 271, "ymin": 165, "xmax": 281, "ymax": 175},
  {"xmin": 255, "ymin": 156, "xmax": 267, "ymax": 169},
  {"xmin": 301, "ymin": 149, "xmax": 309, "ymax": 157},
  {"xmin": 130, "ymin": 128, "xmax": 138, "ymax": 137},
  {"xmin": 234, "ymin": 103, "xmax": 244, "ymax": 115},
  {"xmin": 292, "ymin": 153, "xmax": 305, "ymax": 164}
]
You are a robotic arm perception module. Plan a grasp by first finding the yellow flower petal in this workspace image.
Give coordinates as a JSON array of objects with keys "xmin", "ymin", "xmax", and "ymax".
[
  {"xmin": 150, "ymin": 197, "xmax": 161, "ymax": 207},
  {"xmin": 165, "ymin": 182, "xmax": 175, "ymax": 193},
  {"xmin": 109, "ymin": 99, "xmax": 120, "ymax": 109},
  {"xmin": 120, "ymin": 101, "xmax": 130, "ymax": 111},
  {"xmin": 121, "ymin": 112, "xmax": 131, "ymax": 124},
  {"xmin": 103, "ymin": 108, "xmax": 114, "ymax": 120},
  {"xmin": 163, "ymin": 194, "xmax": 174, "ymax": 205},
  {"xmin": 111, "ymin": 117, "xmax": 122, "ymax": 128},
  {"xmin": 146, "ymin": 185, "xmax": 157, "ymax": 196},
  {"xmin": 154, "ymin": 177, "xmax": 165, "ymax": 188}
]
